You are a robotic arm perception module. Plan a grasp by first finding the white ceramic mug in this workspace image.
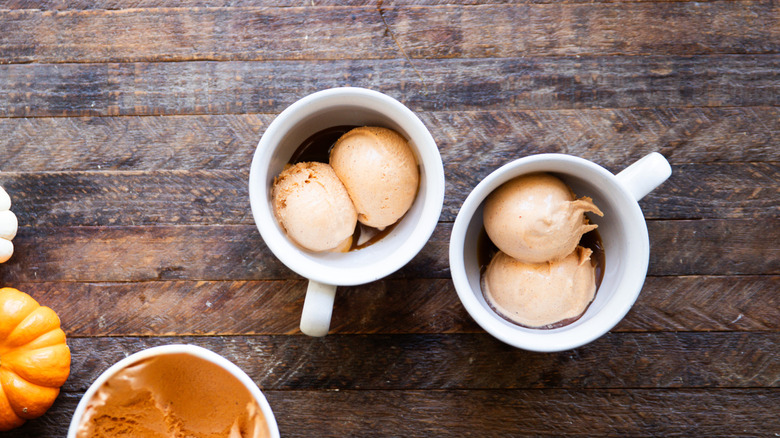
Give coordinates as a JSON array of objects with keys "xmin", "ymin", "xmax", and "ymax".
[
  {"xmin": 67, "ymin": 344, "xmax": 280, "ymax": 437},
  {"xmin": 449, "ymin": 153, "xmax": 672, "ymax": 352},
  {"xmin": 249, "ymin": 87, "xmax": 445, "ymax": 337}
]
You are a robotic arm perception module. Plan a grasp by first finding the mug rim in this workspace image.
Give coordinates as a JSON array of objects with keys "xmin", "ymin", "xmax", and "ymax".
[
  {"xmin": 249, "ymin": 87, "xmax": 445, "ymax": 286},
  {"xmin": 449, "ymin": 153, "xmax": 650, "ymax": 352},
  {"xmin": 67, "ymin": 344, "xmax": 280, "ymax": 438}
]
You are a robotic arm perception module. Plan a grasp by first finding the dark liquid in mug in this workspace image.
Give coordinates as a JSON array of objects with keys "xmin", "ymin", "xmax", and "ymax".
[
  {"xmin": 477, "ymin": 226, "xmax": 605, "ymax": 329},
  {"xmin": 288, "ymin": 125, "xmax": 400, "ymax": 251},
  {"xmin": 289, "ymin": 125, "xmax": 357, "ymax": 164}
]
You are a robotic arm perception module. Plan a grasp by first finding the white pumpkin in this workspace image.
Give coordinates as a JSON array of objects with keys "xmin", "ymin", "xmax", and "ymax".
[{"xmin": 0, "ymin": 186, "xmax": 17, "ymax": 263}]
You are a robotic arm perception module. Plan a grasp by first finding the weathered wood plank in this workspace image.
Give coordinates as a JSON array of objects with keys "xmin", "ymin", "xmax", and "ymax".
[
  {"xmin": 269, "ymin": 390, "xmax": 778, "ymax": 437},
  {"xmin": 0, "ymin": 0, "xmax": 759, "ymax": 11},
  {"xmin": 388, "ymin": 2, "xmax": 780, "ymax": 58},
  {"xmin": 427, "ymin": 108, "xmax": 780, "ymax": 167},
  {"xmin": 1, "ymin": 108, "xmax": 777, "ymax": 173},
  {"xmin": 238, "ymin": 388, "xmax": 780, "ymax": 437},
  {"xmin": 0, "ymin": 171, "xmax": 254, "ymax": 226},
  {"xmin": 619, "ymin": 275, "xmax": 779, "ymax": 332},
  {"xmin": 0, "ymin": 7, "xmax": 396, "ymax": 64},
  {"xmin": 647, "ymin": 219, "xmax": 780, "ymax": 276},
  {"xmin": 0, "ymin": 163, "xmax": 775, "ymax": 231},
  {"xmin": 10, "ymin": 276, "xmax": 777, "ymax": 336},
  {"xmin": 6, "ymin": 388, "xmax": 779, "ymax": 437},
  {"xmin": 638, "ymin": 162, "xmax": 779, "ymax": 220},
  {"xmin": 1, "ymin": 3, "xmax": 775, "ymax": 64},
  {"xmin": 0, "ymin": 220, "xmax": 776, "ymax": 284},
  {"xmin": 1, "ymin": 56, "xmax": 777, "ymax": 117},
  {"xmin": 23, "ymin": 279, "xmax": 474, "ymax": 336},
  {"xmin": 0, "ymin": 225, "xmax": 294, "ymax": 283},
  {"xmin": 30, "ymin": 333, "xmax": 778, "ymax": 392},
  {"xmin": 0, "ymin": 114, "xmax": 269, "ymax": 171}
]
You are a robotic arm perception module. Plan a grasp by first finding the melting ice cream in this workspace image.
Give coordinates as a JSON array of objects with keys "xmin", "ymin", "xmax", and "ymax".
[
  {"xmin": 481, "ymin": 172, "xmax": 603, "ymax": 328},
  {"xmin": 330, "ymin": 126, "xmax": 419, "ymax": 229},
  {"xmin": 272, "ymin": 161, "xmax": 357, "ymax": 252},
  {"xmin": 482, "ymin": 247, "xmax": 597, "ymax": 328},
  {"xmin": 483, "ymin": 172, "xmax": 602, "ymax": 264},
  {"xmin": 271, "ymin": 126, "xmax": 419, "ymax": 253}
]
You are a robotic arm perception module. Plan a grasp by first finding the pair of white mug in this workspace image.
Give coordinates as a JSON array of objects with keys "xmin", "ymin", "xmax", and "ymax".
[
  {"xmin": 248, "ymin": 87, "xmax": 672, "ymax": 352},
  {"xmin": 69, "ymin": 87, "xmax": 670, "ymax": 437}
]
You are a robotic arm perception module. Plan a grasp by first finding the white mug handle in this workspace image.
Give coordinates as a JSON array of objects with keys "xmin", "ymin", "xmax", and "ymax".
[
  {"xmin": 615, "ymin": 152, "xmax": 672, "ymax": 201},
  {"xmin": 299, "ymin": 280, "xmax": 337, "ymax": 337}
]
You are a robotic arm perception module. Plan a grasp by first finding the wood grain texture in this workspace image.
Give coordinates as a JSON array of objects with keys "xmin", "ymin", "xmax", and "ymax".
[
  {"xmin": 1, "ymin": 2, "xmax": 775, "ymax": 64},
  {"xmin": 46, "ymin": 333, "xmax": 780, "ymax": 392},
  {"xmin": 0, "ymin": 0, "xmax": 748, "ymax": 10},
  {"xmin": 2, "ymin": 108, "xmax": 777, "ymax": 173},
  {"xmin": 426, "ymin": 108, "xmax": 780, "ymax": 167},
  {"xmin": 647, "ymin": 219, "xmax": 780, "ymax": 276},
  {"xmin": 26, "ymin": 279, "xmax": 476, "ymax": 337},
  {"xmin": 0, "ymin": 225, "xmax": 294, "ymax": 283},
  {"xmin": 0, "ymin": 220, "xmax": 776, "ymax": 284},
  {"xmin": 1, "ymin": 171, "xmax": 255, "ymax": 226},
  {"xmin": 243, "ymin": 389, "xmax": 780, "ymax": 437},
  {"xmin": 1, "ymin": 55, "xmax": 778, "ymax": 117},
  {"xmin": 9, "ymin": 276, "xmax": 777, "ymax": 336},
  {"xmin": 387, "ymin": 2, "xmax": 780, "ymax": 58},
  {"xmin": 0, "ymin": 7, "xmax": 396, "ymax": 64},
  {"xmin": 639, "ymin": 162, "xmax": 780, "ymax": 220},
  {"xmin": 6, "ymin": 388, "xmax": 779, "ymax": 437},
  {"xmin": 618, "ymin": 276, "xmax": 780, "ymax": 332},
  {"xmin": 0, "ymin": 114, "xmax": 269, "ymax": 171},
  {"xmin": 0, "ymin": 163, "xmax": 775, "ymax": 231}
]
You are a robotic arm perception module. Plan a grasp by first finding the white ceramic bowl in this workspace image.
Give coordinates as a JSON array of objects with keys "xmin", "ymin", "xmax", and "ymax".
[
  {"xmin": 449, "ymin": 153, "xmax": 671, "ymax": 352},
  {"xmin": 67, "ymin": 344, "xmax": 280, "ymax": 438}
]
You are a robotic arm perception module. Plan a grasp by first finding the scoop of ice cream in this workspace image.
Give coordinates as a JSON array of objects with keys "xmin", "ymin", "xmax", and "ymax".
[
  {"xmin": 272, "ymin": 161, "xmax": 357, "ymax": 252},
  {"xmin": 330, "ymin": 126, "xmax": 419, "ymax": 229},
  {"xmin": 76, "ymin": 353, "xmax": 270, "ymax": 438},
  {"xmin": 483, "ymin": 172, "xmax": 603, "ymax": 263},
  {"xmin": 482, "ymin": 246, "xmax": 597, "ymax": 328}
]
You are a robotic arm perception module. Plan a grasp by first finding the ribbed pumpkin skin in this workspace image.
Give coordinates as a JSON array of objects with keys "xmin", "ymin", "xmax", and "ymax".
[{"xmin": 0, "ymin": 288, "xmax": 71, "ymax": 431}]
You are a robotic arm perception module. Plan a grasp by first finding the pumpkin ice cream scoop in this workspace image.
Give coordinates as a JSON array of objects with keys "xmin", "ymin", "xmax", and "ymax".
[
  {"xmin": 483, "ymin": 172, "xmax": 603, "ymax": 264},
  {"xmin": 0, "ymin": 287, "xmax": 71, "ymax": 431},
  {"xmin": 482, "ymin": 247, "xmax": 597, "ymax": 328},
  {"xmin": 330, "ymin": 126, "xmax": 419, "ymax": 229},
  {"xmin": 272, "ymin": 161, "xmax": 357, "ymax": 252}
]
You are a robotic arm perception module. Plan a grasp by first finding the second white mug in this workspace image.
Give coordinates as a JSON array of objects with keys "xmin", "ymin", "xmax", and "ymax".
[{"xmin": 449, "ymin": 152, "xmax": 672, "ymax": 352}]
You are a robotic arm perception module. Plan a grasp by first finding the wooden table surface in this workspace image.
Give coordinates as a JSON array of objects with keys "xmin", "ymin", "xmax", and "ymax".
[{"xmin": 0, "ymin": 0, "xmax": 778, "ymax": 436}]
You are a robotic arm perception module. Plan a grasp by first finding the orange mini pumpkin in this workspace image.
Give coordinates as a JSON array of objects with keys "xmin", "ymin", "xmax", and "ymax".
[{"xmin": 0, "ymin": 287, "xmax": 71, "ymax": 431}]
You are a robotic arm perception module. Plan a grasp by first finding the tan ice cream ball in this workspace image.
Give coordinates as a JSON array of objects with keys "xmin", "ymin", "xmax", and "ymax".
[
  {"xmin": 330, "ymin": 126, "xmax": 420, "ymax": 229},
  {"xmin": 272, "ymin": 162, "xmax": 357, "ymax": 252},
  {"xmin": 482, "ymin": 247, "xmax": 597, "ymax": 328},
  {"xmin": 483, "ymin": 172, "xmax": 603, "ymax": 264}
]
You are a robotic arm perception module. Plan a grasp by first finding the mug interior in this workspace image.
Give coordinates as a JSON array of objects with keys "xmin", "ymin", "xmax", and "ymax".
[
  {"xmin": 454, "ymin": 155, "xmax": 650, "ymax": 351},
  {"xmin": 250, "ymin": 88, "xmax": 444, "ymax": 286}
]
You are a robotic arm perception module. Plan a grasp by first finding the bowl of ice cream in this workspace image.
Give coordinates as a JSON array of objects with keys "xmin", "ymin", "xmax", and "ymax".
[
  {"xmin": 68, "ymin": 345, "xmax": 279, "ymax": 438},
  {"xmin": 249, "ymin": 87, "xmax": 445, "ymax": 337},
  {"xmin": 449, "ymin": 153, "xmax": 671, "ymax": 352}
]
